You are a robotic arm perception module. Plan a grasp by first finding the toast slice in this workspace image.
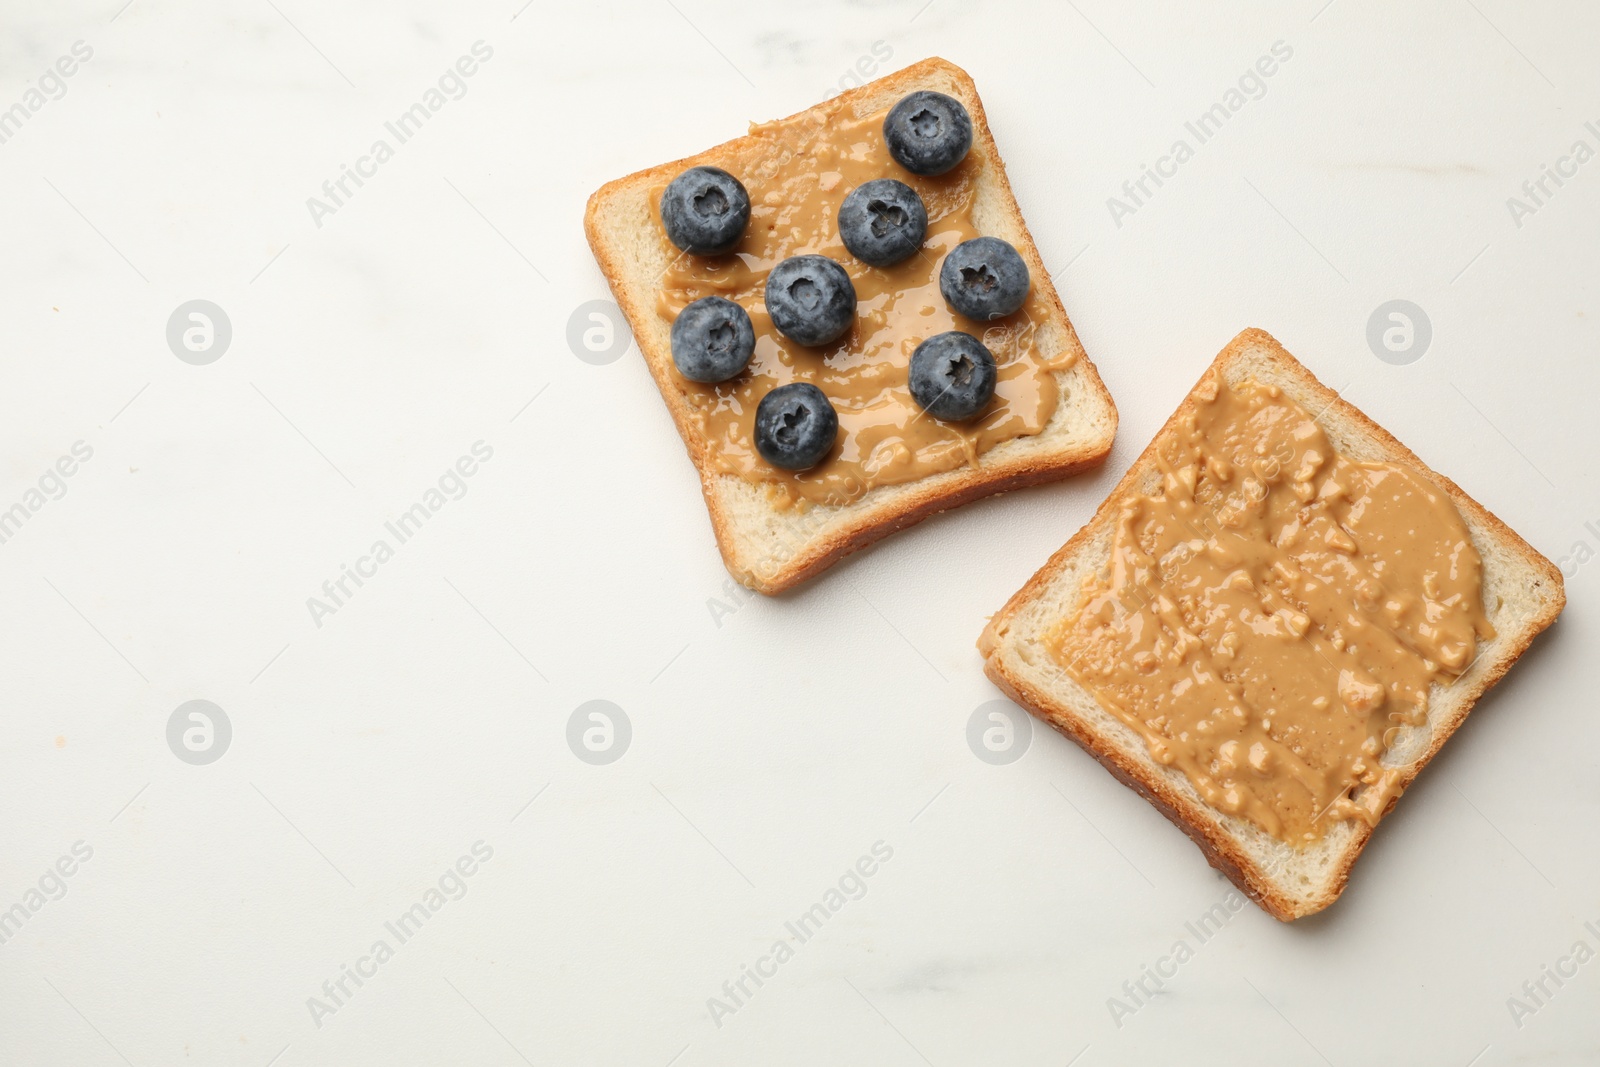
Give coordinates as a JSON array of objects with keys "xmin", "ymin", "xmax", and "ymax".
[
  {"xmin": 979, "ymin": 328, "xmax": 1565, "ymax": 920},
  {"xmin": 584, "ymin": 57, "xmax": 1116, "ymax": 594}
]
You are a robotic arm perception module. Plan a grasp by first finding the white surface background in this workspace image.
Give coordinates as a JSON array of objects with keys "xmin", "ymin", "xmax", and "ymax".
[{"xmin": 0, "ymin": 0, "xmax": 1596, "ymax": 1064}]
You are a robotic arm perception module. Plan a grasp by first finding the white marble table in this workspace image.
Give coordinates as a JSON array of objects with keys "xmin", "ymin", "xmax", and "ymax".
[{"xmin": 1, "ymin": 1, "xmax": 1596, "ymax": 1064}]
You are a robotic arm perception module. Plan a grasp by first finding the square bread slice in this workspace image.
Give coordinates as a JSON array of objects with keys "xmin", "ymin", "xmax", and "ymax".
[
  {"xmin": 979, "ymin": 328, "xmax": 1565, "ymax": 920},
  {"xmin": 584, "ymin": 57, "xmax": 1116, "ymax": 594}
]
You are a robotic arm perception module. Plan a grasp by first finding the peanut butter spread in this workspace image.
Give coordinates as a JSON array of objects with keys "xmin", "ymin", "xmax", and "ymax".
[
  {"xmin": 654, "ymin": 102, "xmax": 1072, "ymax": 508},
  {"xmin": 1048, "ymin": 376, "xmax": 1494, "ymax": 843}
]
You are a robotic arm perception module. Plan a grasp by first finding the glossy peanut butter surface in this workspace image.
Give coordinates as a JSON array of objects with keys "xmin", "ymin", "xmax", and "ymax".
[
  {"xmin": 654, "ymin": 102, "xmax": 1071, "ymax": 508},
  {"xmin": 1048, "ymin": 376, "xmax": 1493, "ymax": 843}
]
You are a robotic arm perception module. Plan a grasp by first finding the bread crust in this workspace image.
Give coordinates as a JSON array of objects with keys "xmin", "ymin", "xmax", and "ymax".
[
  {"xmin": 584, "ymin": 57, "xmax": 1117, "ymax": 594},
  {"xmin": 979, "ymin": 328, "xmax": 1566, "ymax": 920}
]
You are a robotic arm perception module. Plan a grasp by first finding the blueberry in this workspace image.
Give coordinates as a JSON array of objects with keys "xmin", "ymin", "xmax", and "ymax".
[
  {"xmin": 909, "ymin": 331, "xmax": 997, "ymax": 422},
  {"xmin": 939, "ymin": 236, "xmax": 1030, "ymax": 321},
  {"xmin": 883, "ymin": 91, "xmax": 972, "ymax": 177},
  {"xmin": 660, "ymin": 166, "xmax": 750, "ymax": 256},
  {"xmin": 754, "ymin": 383, "xmax": 838, "ymax": 471},
  {"xmin": 764, "ymin": 255, "xmax": 856, "ymax": 347},
  {"xmin": 837, "ymin": 179, "xmax": 928, "ymax": 268},
  {"xmin": 670, "ymin": 296, "xmax": 755, "ymax": 383}
]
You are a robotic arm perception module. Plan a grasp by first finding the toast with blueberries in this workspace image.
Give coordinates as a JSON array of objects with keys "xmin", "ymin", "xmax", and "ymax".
[
  {"xmin": 979, "ymin": 328, "xmax": 1565, "ymax": 919},
  {"xmin": 584, "ymin": 57, "xmax": 1117, "ymax": 594}
]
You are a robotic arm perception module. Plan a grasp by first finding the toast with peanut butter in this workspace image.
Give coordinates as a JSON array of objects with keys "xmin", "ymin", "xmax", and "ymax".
[
  {"xmin": 979, "ymin": 328, "xmax": 1564, "ymax": 920},
  {"xmin": 584, "ymin": 57, "xmax": 1117, "ymax": 594}
]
